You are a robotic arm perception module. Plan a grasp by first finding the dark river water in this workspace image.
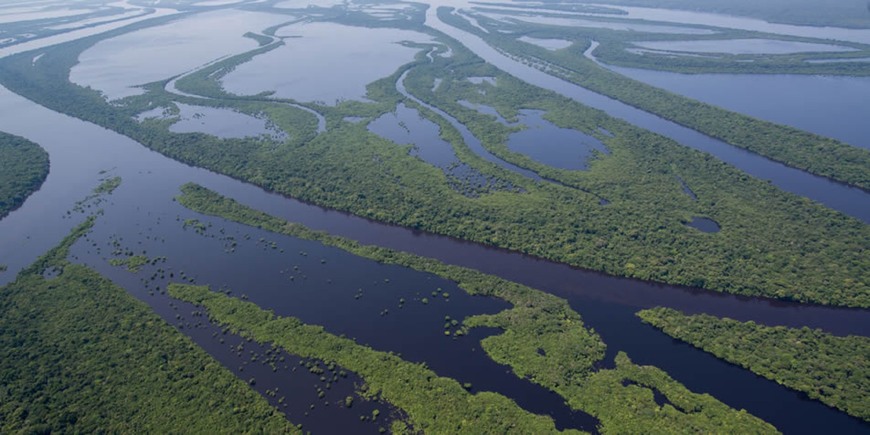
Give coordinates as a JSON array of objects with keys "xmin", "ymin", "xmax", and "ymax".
[
  {"xmin": 0, "ymin": 80, "xmax": 867, "ymax": 433},
  {"xmin": 0, "ymin": 4, "xmax": 868, "ymax": 433}
]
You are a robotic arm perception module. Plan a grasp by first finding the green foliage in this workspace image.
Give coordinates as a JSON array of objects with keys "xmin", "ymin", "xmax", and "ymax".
[
  {"xmin": 176, "ymin": 183, "xmax": 777, "ymax": 433},
  {"xmin": 441, "ymin": 9, "xmax": 870, "ymax": 191},
  {"xmin": 0, "ymin": 132, "xmax": 49, "ymax": 219},
  {"xmin": 92, "ymin": 175, "xmax": 122, "ymax": 195},
  {"xmin": 178, "ymin": 182, "xmax": 606, "ymax": 376},
  {"xmin": 407, "ymin": 33, "xmax": 869, "ymax": 307},
  {"xmin": 169, "ymin": 283, "xmax": 577, "ymax": 434},
  {"xmin": 109, "ymin": 255, "xmax": 151, "ymax": 273},
  {"xmin": 638, "ymin": 307, "xmax": 870, "ymax": 421},
  {"xmin": 568, "ymin": 353, "xmax": 777, "ymax": 433},
  {"xmin": 0, "ymin": 12, "xmax": 867, "ymax": 310},
  {"xmin": 0, "ymin": 220, "xmax": 297, "ymax": 433},
  {"xmin": 476, "ymin": 5, "xmax": 870, "ymax": 76}
]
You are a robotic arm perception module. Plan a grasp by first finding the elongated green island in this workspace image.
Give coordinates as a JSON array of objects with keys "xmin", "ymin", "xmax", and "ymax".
[
  {"xmin": 439, "ymin": 8, "xmax": 870, "ymax": 191},
  {"xmin": 0, "ymin": 218, "xmax": 298, "ymax": 433},
  {"xmin": 176, "ymin": 182, "xmax": 777, "ymax": 433},
  {"xmin": 638, "ymin": 307, "xmax": 870, "ymax": 421},
  {"xmin": 2, "ymin": 27, "xmax": 867, "ymax": 308}
]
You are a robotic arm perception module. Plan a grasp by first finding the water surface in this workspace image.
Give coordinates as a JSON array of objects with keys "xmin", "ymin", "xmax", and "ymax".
[
  {"xmin": 368, "ymin": 102, "xmax": 513, "ymax": 196},
  {"xmin": 167, "ymin": 102, "xmax": 285, "ymax": 140},
  {"xmin": 221, "ymin": 22, "xmax": 432, "ymax": 105},
  {"xmin": 458, "ymin": 99, "xmax": 510, "ymax": 124},
  {"xmin": 0, "ymin": 80, "xmax": 867, "ymax": 434},
  {"xmin": 686, "ymin": 216, "xmax": 720, "ymax": 233},
  {"xmin": 633, "ymin": 38, "xmax": 855, "ymax": 55},
  {"xmin": 518, "ymin": 35, "xmax": 573, "ymax": 50},
  {"xmin": 428, "ymin": 9, "xmax": 870, "ymax": 221},
  {"xmin": 71, "ymin": 9, "xmax": 286, "ymax": 100},
  {"xmin": 507, "ymin": 109, "xmax": 609, "ymax": 170},
  {"xmin": 580, "ymin": 3, "xmax": 870, "ymax": 45},
  {"xmin": 606, "ymin": 64, "xmax": 870, "ymax": 150},
  {"xmin": 486, "ymin": 12, "xmax": 716, "ymax": 35}
]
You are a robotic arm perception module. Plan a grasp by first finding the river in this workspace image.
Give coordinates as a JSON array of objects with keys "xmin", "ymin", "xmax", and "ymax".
[
  {"xmin": 0, "ymin": 3, "xmax": 868, "ymax": 433},
  {"xmin": 426, "ymin": 7, "xmax": 870, "ymax": 223},
  {"xmin": 603, "ymin": 64, "xmax": 870, "ymax": 151}
]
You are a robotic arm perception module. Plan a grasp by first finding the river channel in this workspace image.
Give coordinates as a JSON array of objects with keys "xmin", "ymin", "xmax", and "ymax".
[
  {"xmin": 0, "ymin": 3, "xmax": 868, "ymax": 433},
  {"xmin": 426, "ymin": 7, "xmax": 870, "ymax": 223}
]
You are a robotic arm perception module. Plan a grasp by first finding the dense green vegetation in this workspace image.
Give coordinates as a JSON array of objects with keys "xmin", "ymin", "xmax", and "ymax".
[
  {"xmin": 638, "ymin": 307, "xmax": 870, "ymax": 421},
  {"xmin": 170, "ymin": 283, "xmax": 578, "ymax": 435},
  {"xmin": 407, "ymin": 38, "xmax": 870, "ymax": 307},
  {"xmin": 0, "ymin": 9, "xmax": 867, "ymax": 311},
  {"xmin": 0, "ymin": 132, "xmax": 49, "ymax": 219},
  {"xmin": 442, "ymin": 10, "xmax": 870, "ymax": 190},
  {"xmin": 178, "ymin": 183, "xmax": 607, "ymax": 382},
  {"xmin": 177, "ymin": 183, "xmax": 777, "ymax": 433},
  {"xmin": 586, "ymin": 36, "xmax": 870, "ymax": 77},
  {"xmin": 0, "ymin": 218, "xmax": 298, "ymax": 433}
]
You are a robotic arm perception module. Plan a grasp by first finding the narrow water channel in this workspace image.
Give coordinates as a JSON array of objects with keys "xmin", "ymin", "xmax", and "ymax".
[
  {"xmin": 426, "ymin": 7, "xmax": 870, "ymax": 223},
  {"xmin": 0, "ymin": 5, "xmax": 868, "ymax": 432},
  {"xmin": 584, "ymin": 42, "xmax": 870, "ymax": 151},
  {"xmin": 0, "ymin": 81, "xmax": 866, "ymax": 433},
  {"xmin": 397, "ymin": 69, "xmax": 544, "ymax": 182}
]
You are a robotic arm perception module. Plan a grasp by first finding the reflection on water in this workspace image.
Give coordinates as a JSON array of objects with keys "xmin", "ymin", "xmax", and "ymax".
[
  {"xmin": 71, "ymin": 9, "xmax": 287, "ymax": 100},
  {"xmin": 576, "ymin": 3, "xmax": 870, "ymax": 45},
  {"xmin": 633, "ymin": 38, "xmax": 855, "ymax": 55},
  {"xmin": 427, "ymin": 8, "xmax": 870, "ymax": 221},
  {"xmin": 369, "ymin": 102, "xmax": 457, "ymax": 168},
  {"xmin": 606, "ymin": 64, "xmax": 870, "ymax": 150},
  {"xmin": 275, "ymin": 0, "xmax": 344, "ymax": 9},
  {"xmin": 168, "ymin": 103, "xmax": 286, "ymax": 140},
  {"xmin": 517, "ymin": 35, "xmax": 572, "ymax": 51},
  {"xmin": 368, "ymin": 102, "xmax": 513, "ymax": 197},
  {"xmin": 221, "ymin": 22, "xmax": 432, "ymax": 105},
  {"xmin": 1, "ymin": 77, "xmax": 867, "ymax": 433},
  {"xmin": 137, "ymin": 103, "xmax": 286, "ymax": 140},
  {"xmin": 508, "ymin": 109, "xmax": 609, "ymax": 171},
  {"xmin": 806, "ymin": 57, "xmax": 870, "ymax": 64},
  {"xmin": 485, "ymin": 12, "xmax": 715, "ymax": 35},
  {"xmin": 458, "ymin": 99, "xmax": 510, "ymax": 124}
]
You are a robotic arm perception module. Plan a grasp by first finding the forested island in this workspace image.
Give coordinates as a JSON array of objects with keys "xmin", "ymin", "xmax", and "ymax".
[
  {"xmin": 0, "ymin": 12, "xmax": 866, "ymax": 308},
  {"xmin": 175, "ymin": 183, "xmax": 776, "ymax": 433},
  {"xmin": 0, "ymin": 218, "xmax": 297, "ymax": 433},
  {"xmin": 0, "ymin": 132, "xmax": 49, "ymax": 219},
  {"xmin": 638, "ymin": 308, "xmax": 870, "ymax": 421},
  {"xmin": 0, "ymin": 0, "xmax": 867, "ymax": 432}
]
